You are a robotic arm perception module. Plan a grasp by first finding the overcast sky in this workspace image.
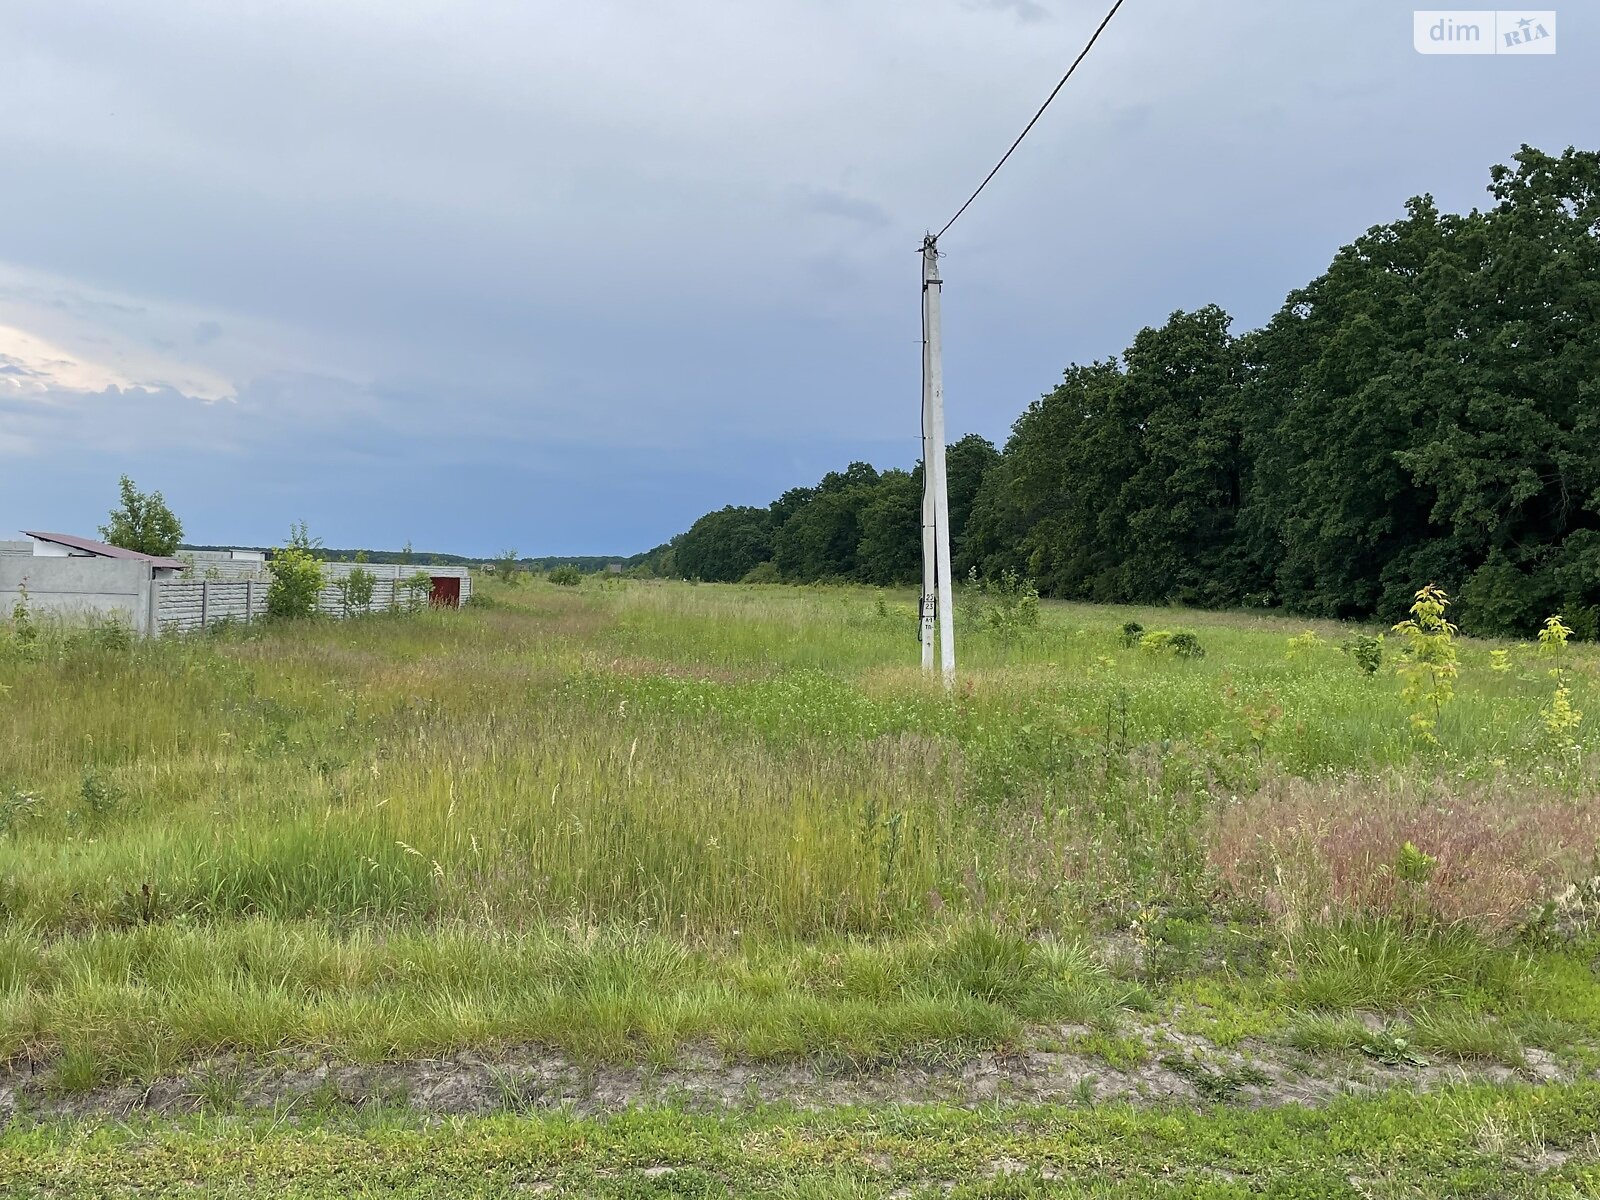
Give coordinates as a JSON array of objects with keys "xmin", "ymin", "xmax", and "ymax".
[{"xmin": 1, "ymin": 2, "xmax": 1591, "ymax": 556}]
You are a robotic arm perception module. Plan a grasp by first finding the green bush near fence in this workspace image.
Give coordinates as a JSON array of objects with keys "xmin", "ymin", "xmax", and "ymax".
[{"xmin": 266, "ymin": 524, "xmax": 326, "ymax": 621}]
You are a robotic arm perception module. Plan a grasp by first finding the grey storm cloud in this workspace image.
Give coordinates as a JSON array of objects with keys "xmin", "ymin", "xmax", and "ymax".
[{"xmin": 0, "ymin": 0, "xmax": 1594, "ymax": 555}]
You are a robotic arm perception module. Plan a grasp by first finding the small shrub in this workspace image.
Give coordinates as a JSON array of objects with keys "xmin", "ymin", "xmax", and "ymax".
[
  {"xmin": 740, "ymin": 561, "xmax": 780, "ymax": 584},
  {"xmin": 1285, "ymin": 629, "xmax": 1325, "ymax": 659},
  {"xmin": 969, "ymin": 569, "xmax": 1040, "ymax": 650},
  {"xmin": 1394, "ymin": 841, "xmax": 1438, "ymax": 887},
  {"xmin": 81, "ymin": 617, "xmax": 134, "ymax": 651},
  {"xmin": 548, "ymin": 564, "xmax": 582, "ymax": 587},
  {"xmin": 6, "ymin": 590, "xmax": 38, "ymax": 658},
  {"xmin": 78, "ymin": 769, "xmax": 123, "ymax": 822},
  {"xmin": 1338, "ymin": 633, "xmax": 1384, "ymax": 675},
  {"xmin": 1138, "ymin": 630, "xmax": 1173, "ymax": 654},
  {"xmin": 267, "ymin": 523, "xmax": 325, "ymax": 621},
  {"xmin": 333, "ymin": 567, "xmax": 377, "ymax": 617},
  {"xmin": 0, "ymin": 787, "xmax": 41, "ymax": 836},
  {"xmin": 1223, "ymin": 685, "xmax": 1282, "ymax": 761},
  {"xmin": 1169, "ymin": 632, "xmax": 1205, "ymax": 660},
  {"xmin": 1137, "ymin": 629, "xmax": 1204, "ymax": 660},
  {"xmin": 398, "ymin": 570, "xmax": 434, "ymax": 613},
  {"xmin": 1537, "ymin": 614, "xmax": 1582, "ymax": 761},
  {"xmin": 1119, "ymin": 621, "xmax": 1144, "ymax": 648},
  {"xmin": 112, "ymin": 882, "xmax": 167, "ymax": 927},
  {"xmin": 494, "ymin": 548, "xmax": 521, "ymax": 584}
]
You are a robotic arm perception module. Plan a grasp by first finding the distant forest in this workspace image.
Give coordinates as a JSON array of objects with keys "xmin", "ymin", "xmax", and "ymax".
[
  {"xmin": 183, "ymin": 546, "xmax": 630, "ymax": 573},
  {"xmin": 635, "ymin": 147, "xmax": 1600, "ymax": 639}
]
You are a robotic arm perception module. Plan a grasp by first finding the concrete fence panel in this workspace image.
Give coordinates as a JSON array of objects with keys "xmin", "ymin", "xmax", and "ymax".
[
  {"xmin": 152, "ymin": 565, "xmax": 472, "ymax": 634},
  {"xmin": 1, "ymin": 555, "xmax": 474, "ymax": 637},
  {"xmin": 0, "ymin": 557, "xmax": 154, "ymax": 633},
  {"xmin": 156, "ymin": 579, "xmax": 264, "ymax": 634}
]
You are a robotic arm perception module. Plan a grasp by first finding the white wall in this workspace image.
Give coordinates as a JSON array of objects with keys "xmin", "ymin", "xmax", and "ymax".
[{"xmin": 0, "ymin": 556, "xmax": 153, "ymax": 632}]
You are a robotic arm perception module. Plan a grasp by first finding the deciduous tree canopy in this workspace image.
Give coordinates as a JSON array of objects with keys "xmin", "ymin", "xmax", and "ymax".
[
  {"xmin": 640, "ymin": 147, "xmax": 1600, "ymax": 639},
  {"xmin": 99, "ymin": 475, "xmax": 183, "ymax": 558}
]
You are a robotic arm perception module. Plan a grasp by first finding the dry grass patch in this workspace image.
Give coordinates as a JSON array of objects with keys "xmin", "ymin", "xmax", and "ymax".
[{"xmin": 1209, "ymin": 772, "xmax": 1600, "ymax": 933}]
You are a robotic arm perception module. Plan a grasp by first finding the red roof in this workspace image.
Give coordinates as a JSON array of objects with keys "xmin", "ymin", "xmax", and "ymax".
[{"xmin": 22, "ymin": 531, "xmax": 189, "ymax": 571}]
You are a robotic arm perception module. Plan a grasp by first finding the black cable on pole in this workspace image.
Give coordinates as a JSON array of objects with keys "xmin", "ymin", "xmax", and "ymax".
[{"xmin": 934, "ymin": 0, "xmax": 1127, "ymax": 242}]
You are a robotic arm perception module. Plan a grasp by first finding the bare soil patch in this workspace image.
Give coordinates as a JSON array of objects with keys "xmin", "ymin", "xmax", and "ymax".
[{"xmin": 0, "ymin": 1020, "xmax": 1578, "ymax": 1125}]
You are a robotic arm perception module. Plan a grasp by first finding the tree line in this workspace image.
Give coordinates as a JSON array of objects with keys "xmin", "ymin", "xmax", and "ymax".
[{"xmin": 638, "ymin": 147, "xmax": 1600, "ymax": 638}]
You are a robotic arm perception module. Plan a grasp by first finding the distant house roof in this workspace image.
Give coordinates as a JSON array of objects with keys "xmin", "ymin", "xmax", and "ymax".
[{"xmin": 22, "ymin": 531, "xmax": 189, "ymax": 571}]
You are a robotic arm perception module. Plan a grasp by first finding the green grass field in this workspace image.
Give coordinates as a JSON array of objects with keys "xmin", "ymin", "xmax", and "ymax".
[{"xmin": 2, "ymin": 577, "xmax": 1598, "ymax": 1194}]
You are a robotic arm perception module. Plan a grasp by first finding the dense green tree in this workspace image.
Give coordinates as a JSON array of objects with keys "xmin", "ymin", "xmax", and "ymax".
[
  {"xmin": 1242, "ymin": 196, "xmax": 1467, "ymax": 619},
  {"xmin": 99, "ymin": 475, "xmax": 183, "ymax": 558},
  {"xmin": 771, "ymin": 463, "xmax": 880, "ymax": 581},
  {"xmin": 654, "ymin": 146, "xmax": 1600, "ymax": 637},
  {"xmin": 1007, "ymin": 359, "xmax": 1131, "ymax": 599},
  {"xmin": 768, "ymin": 486, "xmax": 816, "ymax": 529},
  {"xmin": 817, "ymin": 461, "xmax": 881, "ymax": 495},
  {"xmin": 1409, "ymin": 147, "xmax": 1600, "ymax": 633},
  {"xmin": 1244, "ymin": 146, "xmax": 1600, "ymax": 629},
  {"xmin": 856, "ymin": 469, "xmax": 921, "ymax": 585},
  {"xmin": 993, "ymin": 310, "xmax": 1246, "ymax": 604},
  {"xmin": 675, "ymin": 506, "xmax": 773, "ymax": 582},
  {"xmin": 1111, "ymin": 305, "xmax": 1248, "ymax": 605},
  {"xmin": 774, "ymin": 490, "xmax": 864, "ymax": 580},
  {"xmin": 955, "ymin": 459, "xmax": 1028, "ymax": 581},
  {"xmin": 943, "ymin": 434, "xmax": 1001, "ymax": 553},
  {"xmin": 631, "ymin": 535, "xmax": 681, "ymax": 578}
]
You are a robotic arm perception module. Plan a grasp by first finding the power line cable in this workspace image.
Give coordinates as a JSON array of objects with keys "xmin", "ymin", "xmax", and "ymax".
[{"xmin": 934, "ymin": 0, "xmax": 1127, "ymax": 242}]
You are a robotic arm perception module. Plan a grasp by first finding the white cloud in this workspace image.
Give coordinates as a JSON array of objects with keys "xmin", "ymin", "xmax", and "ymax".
[{"xmin": 0, "ymin": 323, "xmax": 232, "ymax": 401}]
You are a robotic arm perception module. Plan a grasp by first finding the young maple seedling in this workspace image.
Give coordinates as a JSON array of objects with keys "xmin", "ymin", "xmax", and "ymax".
[
  {"xmin": 1537, "ymin": 614, "xmax": 1583, "ymax": 762},
  {"xmin": 1391, "ymin": 584, "xmax": 1458, "ymax": 748}
]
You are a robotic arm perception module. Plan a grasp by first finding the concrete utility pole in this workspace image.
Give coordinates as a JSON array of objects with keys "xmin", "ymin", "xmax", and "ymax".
[{"xmin": 920, "ymin": 234, "xmax": 957, "ymax": 685}]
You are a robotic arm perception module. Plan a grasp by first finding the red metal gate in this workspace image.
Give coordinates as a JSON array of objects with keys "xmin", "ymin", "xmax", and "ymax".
[{"xmin": 429, "ymin": 576, "xmax": 462, "ymax": 608}]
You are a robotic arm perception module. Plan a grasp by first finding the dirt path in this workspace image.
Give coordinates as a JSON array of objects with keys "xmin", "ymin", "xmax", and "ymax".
[{"xmin": 1, "ymin": 1020, "xmax": 1577, "ymax": 1123}]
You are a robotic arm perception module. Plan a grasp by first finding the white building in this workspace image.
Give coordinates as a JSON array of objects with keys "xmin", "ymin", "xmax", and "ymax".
[
  {"xmin": 2, "ymin": 531, "xmax": 189, "ymax": 632},
  {"xmin": 21, "ymin": 531, "xmax": 188, "ymax": 579}
]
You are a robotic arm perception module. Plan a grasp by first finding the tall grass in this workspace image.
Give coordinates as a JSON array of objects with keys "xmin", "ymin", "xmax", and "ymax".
[
  {"xmin": 0, "ymin": 920, "xmax": 1138, "ymax": 1082},
  {"xmin": 1, "ymin": 578, "xmax": 1596, "ymax": 1081}
]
